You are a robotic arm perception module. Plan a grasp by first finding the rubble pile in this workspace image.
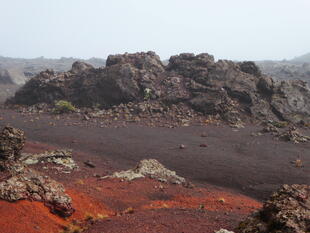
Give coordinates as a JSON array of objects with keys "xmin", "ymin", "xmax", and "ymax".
[
  {"xmin": 88, "ymin": 101, "xmax": 202, "ymax": 127},
  {"xmin": 0, "ymin": 126, "xmax": 74, "ymax": 217},
  {"xmin": 278, "ymin": 127, "xmax": 310, "ymax": 144},
  {"xmin": 103, "ymin": 159, "xmax": 188, "ymax": 186},
  {"xmin": 7, "ymin": 52, "xmax": 310, "ymax": 125},
  {"xmin": 236, "ymin": 184, "xmax": 310, "ymax": 233}
]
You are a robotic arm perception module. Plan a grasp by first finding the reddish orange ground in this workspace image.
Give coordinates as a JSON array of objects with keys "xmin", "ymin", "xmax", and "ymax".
[
  {"xmin": 0, "ymin": 179, "xmax": 261, "ymax": 233},
  {"xmin": 0, "ymin": 141, "xmax": 262, "ymax": 233}
]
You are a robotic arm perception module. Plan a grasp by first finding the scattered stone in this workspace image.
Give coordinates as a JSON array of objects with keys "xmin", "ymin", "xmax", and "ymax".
[
  {"xmin": 215, "ymin": 229, "xmax": 235, "ymax": 233},
  {"xmin": 102, "ymin": 159, "xmax": 188, "ymax": 186},
  {"xmin": 278, "ymin": 127, "xmax": 310, "ymax": 143},
  {"xmin": 199, "ymin": 144, "xmax": 208, "ymax": 148},
  {"xmin": 84, "ymin": 160, "xmax": 96, "ymax": 168},
  {"xmin": 122, "ymin": 207, "xmax": 134, "ymax": 215},
  {"xmin": 291, "ymin": 159, "xmax": 303, "ymax": 168},
  {"xmin": 261, "ymin": 123, "xmax": 279, "ymax": 134},
  {"xmin": 179, "ymin": 144, "xmax": 186, "ymax": 149},
  {"xmin": 236, "ymin": 184, "xmax": 310, "ymax": 233}
]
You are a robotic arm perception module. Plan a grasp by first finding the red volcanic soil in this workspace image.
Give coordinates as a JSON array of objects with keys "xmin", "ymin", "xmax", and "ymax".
[
  {"xmin": 0, "ymin": 141, "xmax": 262, "ymax": 233},
  {"xmin": 0, "ymin": 108, "xmax": 309, "ymax": 232}
]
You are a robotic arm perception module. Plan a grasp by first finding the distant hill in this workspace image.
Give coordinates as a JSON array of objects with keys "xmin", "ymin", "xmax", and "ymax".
[
  {"xmin": 0, "ymin": 56, "xmax": 106, "ymax": 85},
  {"xmin": 291, "ymin": 52, "xmax": 310, "ymax": 63}
]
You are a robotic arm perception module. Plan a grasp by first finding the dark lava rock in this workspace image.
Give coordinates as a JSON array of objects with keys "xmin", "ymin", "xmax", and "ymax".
[
  {"xmin": 7, "ymin": 51, "xmax": 310, "ymax": 124},
  {"xmin": 236, "ymin": 184, "xmax": 310, "ymax": 233},
  {"xmin": 271, "ymin": 80, "xmax": 310, "ymax": 124},
  {"xmin": 106, "ymin": 51, "xmax": 165, "ymax": 74},
  {"xmin": 239, "ymin": 61, "xmax": 262, "ymax": 77},
  {"xmin": 70, "ymin": 61, "xmax": 94, "ymax": 74}
]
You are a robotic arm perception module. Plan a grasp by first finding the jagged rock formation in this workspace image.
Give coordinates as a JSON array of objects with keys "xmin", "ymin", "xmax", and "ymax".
[
  {"xmin": 236, "ymin": 184, "xmax": 310, "ymax": 233},
  {"xmin": 0, "ymin": 126, "xmax": 74, "ymax": 217},
  {"xmin": 7, "ymin": 52, "xmax": 310, "ymax": 124}
]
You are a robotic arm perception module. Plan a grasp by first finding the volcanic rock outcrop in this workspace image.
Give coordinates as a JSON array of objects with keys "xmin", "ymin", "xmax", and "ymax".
[
  {"xmin": 103, "ymin": 159, "xmax": 188, "ymax": 186},
  {"xmin": 0, "ymin": 126, "xmax": 74, "ymax": 217},
  {"xmin": 236, "ymin": 184, "xmax": 310, "ymax": 233},
  {"xmin": 7, "ymin": 52, "xmax": 310, "ymax": 124}
]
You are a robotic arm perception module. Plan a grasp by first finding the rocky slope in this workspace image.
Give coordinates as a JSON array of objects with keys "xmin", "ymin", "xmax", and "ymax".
[
  {"xmin": 7, "ymin": 52, "xmax": 310, "ymax": 125},
  {"xmin": 257, "ymin": 61, "xmax": 310, "ymax": 84}
]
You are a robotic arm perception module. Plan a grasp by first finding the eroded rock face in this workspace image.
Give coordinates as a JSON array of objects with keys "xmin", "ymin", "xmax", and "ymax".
[
  {"xmin": 236, "ymin": 184, "xmax": 310, "ymax": 233},
  {"xmin": 0, "ymin": 126, "xmax": 74, "ymax": 217},
  {"xmin": 271, "ymin": 80, "xmax": 310, "ymax": 124},
  {"xmin": 7, "ymin": 51, "xmax": 310, "ymax": 124}
]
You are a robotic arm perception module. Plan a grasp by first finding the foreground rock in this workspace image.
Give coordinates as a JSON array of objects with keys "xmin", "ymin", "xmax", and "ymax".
[
  {"xmin": 104, "ymin": 159, "xmax": 189, "ymax": 186},
  {"xmin": 0, "ymin": 167, "xmax": 74, "ymax": 217},
  {"xmin": 236, "ymin": 184, "xmax": 310, "ymax": 233},
  {"xmin": 0, "ymin": 126, "xmax": 74, "ymax": 217},
  {"xmin": 7, "ymin": 52, "xmax": 310, "ymax": 125}
]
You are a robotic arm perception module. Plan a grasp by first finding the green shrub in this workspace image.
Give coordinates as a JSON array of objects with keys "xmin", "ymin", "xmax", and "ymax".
[
  {"xmin": 54, "ymin": 100, "xmax": 76, "ymax": 114},
  {"xmin": 144, "ymin": 88, "xmax": 152, "ymax": 100}
]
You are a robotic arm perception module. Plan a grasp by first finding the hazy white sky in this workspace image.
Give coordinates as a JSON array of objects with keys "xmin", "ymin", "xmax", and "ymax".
[{"xmin": 0, "ymin": 0, "xmax": 309, "ymax": 61}]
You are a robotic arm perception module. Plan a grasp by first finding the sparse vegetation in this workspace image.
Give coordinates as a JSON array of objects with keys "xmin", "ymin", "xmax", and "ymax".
[
  {"xmin": 54, "ymin": 100, "xmax": 76, "ymax": 114},
  {"xmin": 144, "ymin": 88, "xmax": 152, "ymax": 100}
]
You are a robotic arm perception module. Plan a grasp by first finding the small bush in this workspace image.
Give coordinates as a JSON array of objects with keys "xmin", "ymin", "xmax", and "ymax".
[
  {"xmin": 54, "ymin": 100, "xmax": 76, "ymax": 114},
  {"xmin": 144, "ymin": 88, "xmax": 152, "ymax": 100}
]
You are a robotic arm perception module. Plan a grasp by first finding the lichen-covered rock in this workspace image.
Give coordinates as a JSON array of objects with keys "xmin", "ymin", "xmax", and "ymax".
[
  {"xmin": 0, "ymin": 167, "xmax": 74, "ymax": 217},
  {"xmin": 0, "ymin": 126, "xmax": 75, "ymax": 217},
  {"xmin": 236, "ymin": 184, "xmax": 310, "ymax": 233},
  {"xmin": 0, "ymin": 126, "xmax": 25, "ymax": 162},
  {"xmin": 104, "ymin": 159, "xmax": 188, "ymax": 186},
  {"xmin": 21, "ymin": 149, "xmax": 78, "ymax": 172}
]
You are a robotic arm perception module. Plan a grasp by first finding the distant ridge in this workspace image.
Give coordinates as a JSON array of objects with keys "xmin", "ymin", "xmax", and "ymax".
[{"xmin": 291, "ymin": 52, "xmax": 310, "ymax": 63}]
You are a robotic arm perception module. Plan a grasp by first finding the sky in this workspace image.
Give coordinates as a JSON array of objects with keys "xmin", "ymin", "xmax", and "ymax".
[{"xmin": 0, "ymin": 0, "xmax": 309, "ymax": 61}]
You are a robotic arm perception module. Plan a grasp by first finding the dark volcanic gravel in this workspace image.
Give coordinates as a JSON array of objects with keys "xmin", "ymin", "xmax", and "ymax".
[{"xmin": 0, "ymin": 109, "xmax": 309, "ymax": 200}]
